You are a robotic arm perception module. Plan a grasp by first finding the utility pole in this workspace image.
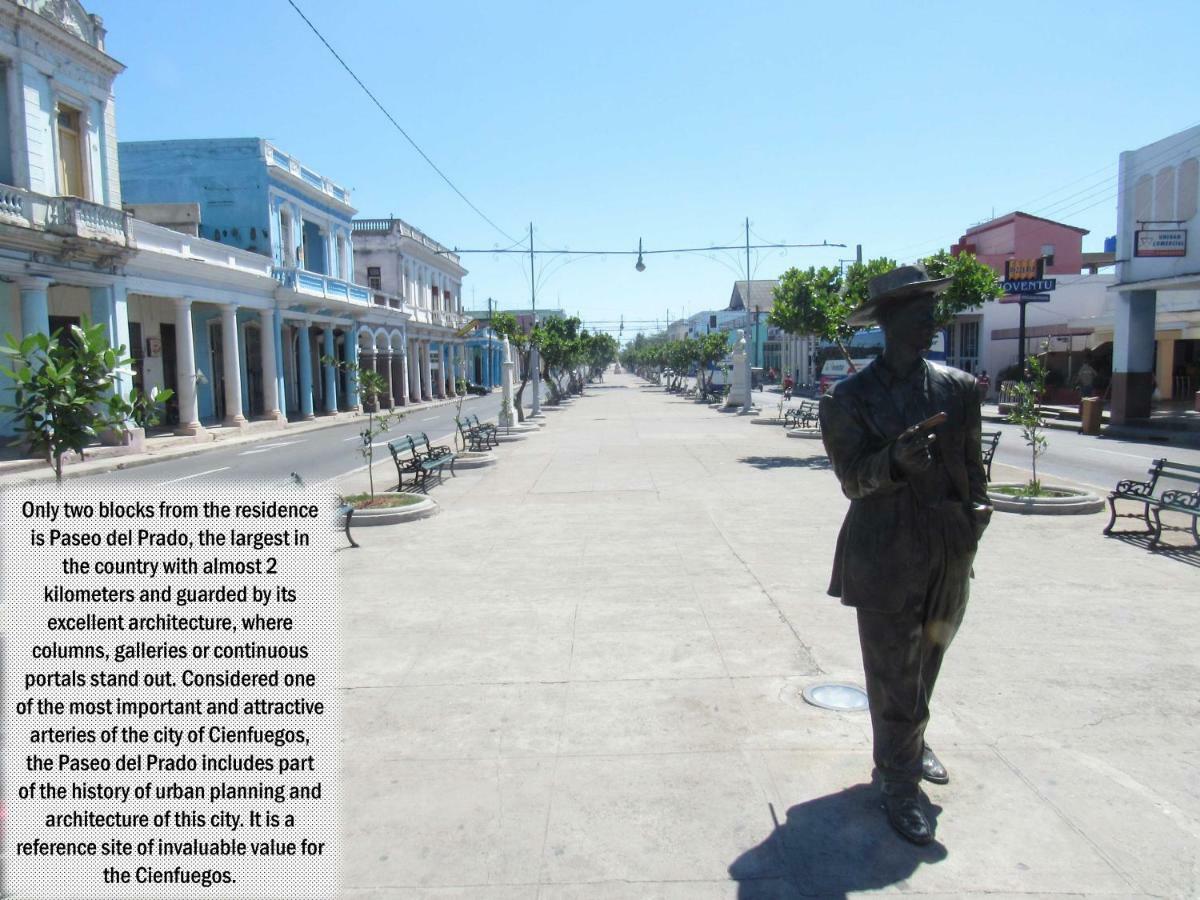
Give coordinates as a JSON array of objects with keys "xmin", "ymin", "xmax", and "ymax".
[
  {"xmin": 745, "ymin": 217, "xmax": 753, "ymax": 368},
  {"xmin": 529, "ymin": 222, "xmax": 541, "ymax": 417}
]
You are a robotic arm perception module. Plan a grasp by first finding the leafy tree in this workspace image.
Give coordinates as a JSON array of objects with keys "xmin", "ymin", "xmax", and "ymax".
[
  {"xmin": 128, "ymin": 385, "xmax": 174, "ymax": 430},
  {"xmin": 490, "ymin": 311, "xmax": 539, "ymax": 422},
  {"xmin": 586, "ymin": 332, "xmax": 618, "ymax": 381},
  {"xmin": 920, "ymin": 249, "xmax": 1003, "ymax": 326},
  {"xmin": 0, "ymin": 320, "xmax": 134, "ymax": 484},
  {"xmin": 537, "ymin": 315, "xmax": 586, "ymax": 401},
  {"xmin": 322, "ymin": 355, "xmax": 404, "ymax": 499},
  {"xmin": 768, "ymin": 264, "xmax": 859, "ymax": 367}
]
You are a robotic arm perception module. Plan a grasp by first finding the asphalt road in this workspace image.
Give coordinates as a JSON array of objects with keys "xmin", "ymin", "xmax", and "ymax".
[
  {"xmin": 91, "ymin": 383, "xmax": 1198, "ymax": 494},
  {"xmin": 92, "ymin": 393, "xmax": 507, "ymax": 489}
]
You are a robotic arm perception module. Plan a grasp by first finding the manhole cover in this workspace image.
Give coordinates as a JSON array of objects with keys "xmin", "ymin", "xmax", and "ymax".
[{"xmin": 802, "ymin": 683, "xmax": 868, "ymax": 712}]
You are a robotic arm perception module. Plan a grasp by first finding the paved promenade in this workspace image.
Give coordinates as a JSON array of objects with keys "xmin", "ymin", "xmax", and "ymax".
[{"xmin": 337, "ymin": 374, "xmax": 1199, "ymax": 899}]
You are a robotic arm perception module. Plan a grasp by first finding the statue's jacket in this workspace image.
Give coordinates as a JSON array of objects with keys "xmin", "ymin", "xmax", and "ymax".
[{"xmin": 818, "ymin": 359, "xmax": 990, "ymax": 614}]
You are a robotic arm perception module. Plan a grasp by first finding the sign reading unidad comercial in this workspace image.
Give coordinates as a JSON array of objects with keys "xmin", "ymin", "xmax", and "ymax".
[{"xmin": 1135, "ymin": 229, "xmax": 1187, "ymax": 257}]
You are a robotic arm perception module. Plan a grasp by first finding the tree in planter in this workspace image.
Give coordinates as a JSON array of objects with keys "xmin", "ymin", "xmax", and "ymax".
[
  {"xmin": 695, "ymin": 332, "xmax": 728, "ymax": 397},
  {"xmin": 537, "ymin": 316, "xmax": 585, "ymax": 402},
  {"xmin": 0, "ymin": 320, "xmax": 134, "ymax": 484},
  {"xmin": 321, "ymin": 355, "xmax": 404, "ymax": 499},
  {"xmin": 491, "ymin": 311, "xmax": 539, "ymax": 422},
  {"xmin": 1006, "ymin": 348, "xmax": 1049, "ymax": 497},
  {"xmin": 128, "ymin": 385, "xmax": 175, "ymax": 430}
]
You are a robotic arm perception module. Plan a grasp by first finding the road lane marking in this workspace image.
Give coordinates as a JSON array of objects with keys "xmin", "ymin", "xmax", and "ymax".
[
  {"xmin": 238, "ymin": 440, "xmax": 305, "ymax": 456},
  {"xmin": 157, "ymin": 467, "xmax": 230, "ymax": 485},
  {"xmin": 1077, "ymin": 446, "xmax": 1163, "ymax": 462}
]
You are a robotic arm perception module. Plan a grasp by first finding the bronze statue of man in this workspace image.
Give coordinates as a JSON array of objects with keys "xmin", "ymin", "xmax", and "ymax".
[{"xmin": 819, "ymin": 265, "xmax": 993, "ymax": 845}]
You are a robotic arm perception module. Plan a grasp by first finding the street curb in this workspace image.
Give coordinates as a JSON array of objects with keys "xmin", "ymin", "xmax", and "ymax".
[{"xmin": 0, "ymin": 395, "xmax": 482, "ymax": 488}]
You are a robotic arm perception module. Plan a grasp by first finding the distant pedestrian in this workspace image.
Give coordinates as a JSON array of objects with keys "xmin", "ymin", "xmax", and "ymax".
[
  {"xmin": 783, "ymin": 374, "xmax": 794, "ymax": 400},
  {"xmin": 976, "ymin": 370, "xmax": 990, "ymax": 401}
]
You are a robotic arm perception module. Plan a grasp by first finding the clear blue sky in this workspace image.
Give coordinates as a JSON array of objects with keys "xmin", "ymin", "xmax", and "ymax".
[{"xmin": 100, "ymin": 0, "xmax": 1199, "ymax": 340}]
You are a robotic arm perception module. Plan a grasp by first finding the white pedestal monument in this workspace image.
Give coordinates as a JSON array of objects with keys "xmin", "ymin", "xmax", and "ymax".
[
  {"xmin": 499, "ymin": 337, "xmax": 518, "ymax": 428},
  {"xmin": 725, "ymin": 329, "xmax": 755, "ymax": 413}
]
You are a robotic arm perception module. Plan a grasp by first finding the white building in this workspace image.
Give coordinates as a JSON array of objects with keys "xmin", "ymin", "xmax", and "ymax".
[
  {"xmin": 0, "ymin": 0, "xmax": 133, "ymax": 439},
  {"xmin": 1106, "ymin": 125, "xmax": 1200, "ymax": 420},
  {"xmin": 351, "ymin": 217, "xmax": 470, "ymax": 403}
]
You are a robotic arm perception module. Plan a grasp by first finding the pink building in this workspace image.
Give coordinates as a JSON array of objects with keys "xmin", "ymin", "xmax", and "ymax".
[{"xmin": 951, "ymin": 211, "xmax": 1088, "ymax": 277}]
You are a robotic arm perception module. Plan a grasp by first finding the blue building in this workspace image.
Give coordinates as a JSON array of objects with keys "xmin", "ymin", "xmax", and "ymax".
[{"xmin": 119, "ymin": 138, "xmax": 441, "ymax": 432}]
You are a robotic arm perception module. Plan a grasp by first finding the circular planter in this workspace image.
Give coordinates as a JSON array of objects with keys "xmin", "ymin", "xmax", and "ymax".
[
  {"xmin": 751, "ymin": 416, "xmax": 787, "ymax": 426},
  {"xmin": 494, "ymin": 431, "xmax": 530, "ymax": 442},
  {"xmin": 785, "ymin": 428, "xmax": 823, "ymax": 440},
  {"xmin": 453, "ymin": 450, "xmax": 498, "ymax": 468},
  {"xmin": 340, "ymin": 493, "xmax": 438, "ymax": 527},
  {"xmin": 987, "ymin": 483, "xmax": 1104, "ymax": 515}
]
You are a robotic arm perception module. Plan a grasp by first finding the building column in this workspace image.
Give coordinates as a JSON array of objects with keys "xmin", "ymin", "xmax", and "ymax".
[
  {"xmin": 19, "ymin": 275, "xmax": 51, "ymax": 338},
  {"xmin": 1111, "ymin": 289, "xmax": 1157, "ymax": 424},
  {"xmin": 259, "ymin": 309, "xmax": 284, "ymax": 422},
  {"xmin": 346, "ymin": 326, "xmax": 361, "ymax": 411},
  {"xmin": 379, "ymin": 352, "xmax": 394, "ymax": 409},
  {"xmin": 421, "ymin": 340, "xmax": 433, "ymax": 401},
  {"xmin": 397, "ymin": 343, "xmax": 409, "ymax": 406},
  {"xmin": 296, "ymin": 321, "xmax": 315, "ymax": 420},
  {"xmin": 409, "ymin": 338, "xmax": 421, "ymax": 402},
  {"xmin": 89, "ymin": 283, "xmax": 133, "ymax": 408},
  {"xmin": 272, "ymin": 308, "xmax": 286, "ymax": 416},
  {"xmin": 172, "ymin": 298, "xmax": 204, "ymax": 436},
  {"xmin": 322, "ymin": 325, "xmax": 338, "ymax": 414},
  {"xmin": 219, "ymin": 304, "xmax": 247, "ymax": 426},
  {"xmin": 446, "ymin": 344, "xmax": 457, "ymax": 396}
]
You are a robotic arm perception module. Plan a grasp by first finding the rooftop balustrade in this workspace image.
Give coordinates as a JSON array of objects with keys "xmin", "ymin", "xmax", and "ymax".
[
  {"xmin": 352, "ymin": 216, "xmax": 460, "ymax": 264},
  {"xmin": 264, "ymin": 142, "xmax": 351, "ymax": 206}
]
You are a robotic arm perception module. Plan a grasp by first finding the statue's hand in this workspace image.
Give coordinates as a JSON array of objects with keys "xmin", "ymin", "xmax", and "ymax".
[{"xmin": 892, "ymin": 427, "xmax": 935, "ymax": 477}]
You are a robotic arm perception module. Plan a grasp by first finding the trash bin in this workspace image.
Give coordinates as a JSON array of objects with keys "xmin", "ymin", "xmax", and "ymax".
[{"xmin": 1080, "ymin": 396, "xmax": 1103, "ymax": 435}]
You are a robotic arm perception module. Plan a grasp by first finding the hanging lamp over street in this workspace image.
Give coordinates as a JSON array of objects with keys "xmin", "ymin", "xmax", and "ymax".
[{"xmin": 635, "ymin": 238, "xmax": 646, "ymax": 272}]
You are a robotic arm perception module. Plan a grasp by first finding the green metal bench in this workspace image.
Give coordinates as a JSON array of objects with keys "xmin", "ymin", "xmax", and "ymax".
[
  {"xmin": 1104, "ymin": 458, "xmax": 1200, "ymax": 549},
  {"xmin": 784, "ymin": 399, "xmax": 821, "ymax": 430},
  {"xmin": 469, "ymin": 414, "xmax": 499, "ymax": 446},
  {"xmin": 455, "ymin": 416, "xmax": 491, "ymax": 452},
  {"xmin": 980, "ymin": 430, "xmax": 1001, "ymax": 481},
  {"xmin": 388, "ymin": 434, "xmax": 456, "ymax": 493}
]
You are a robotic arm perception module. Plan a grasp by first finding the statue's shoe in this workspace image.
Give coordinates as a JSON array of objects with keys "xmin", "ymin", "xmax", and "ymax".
[
  {"xmin": 922, "ymin": 745, "xmax": 949, "ymax": 785},
  {"xmin": 881, "ymin": 791, "xmax": 934, "ymax": 845}
]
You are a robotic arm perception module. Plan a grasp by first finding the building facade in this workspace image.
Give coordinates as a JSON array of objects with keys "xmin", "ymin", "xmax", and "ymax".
[
  {"xmin": 949, "ymin": 211, "xmax": 1113, "ymax": 394},
  {"xmin": 351, "ymin": 217, "xmax": 470, "ymax": 404},
  {"xmin": 0, "ymin": 0, "xmax": 134, "ymax": 438},
  {"xmin": 118, "ymin": 138, "xmax": 420, "ymax": 433},
  {"xmin": 1107, "ymin": 125, "xmax": 1200, "ymax": 420}
]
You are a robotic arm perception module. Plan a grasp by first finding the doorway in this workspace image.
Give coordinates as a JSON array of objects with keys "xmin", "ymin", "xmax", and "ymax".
[
  {"xmin": 208, "ymin": 321, "xmax": 225, "ymax": 421},
  {"xmin": 244, "ymin": 324, "xmax": 263, "ymax": 417},
  {"xmin": 160, "ymin": 323, "xmax": 179, "ymax": 425}
]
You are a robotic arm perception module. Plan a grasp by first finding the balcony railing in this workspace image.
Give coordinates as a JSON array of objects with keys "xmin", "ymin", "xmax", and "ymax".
[
  {"xmin": 273, "ymin": 266, "xmax": 373, "ymax": 306},
  {"xmin": 0, "ymin": 183, "xmax": 131, "ymax": 247}
]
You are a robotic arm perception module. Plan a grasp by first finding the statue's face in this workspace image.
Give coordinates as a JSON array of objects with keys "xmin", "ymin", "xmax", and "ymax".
[{"xmin": 882, "ymin": 297, "xmax": 938, "ymax": 353}]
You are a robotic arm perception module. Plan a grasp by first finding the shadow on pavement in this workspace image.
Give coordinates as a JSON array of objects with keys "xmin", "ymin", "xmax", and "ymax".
[
  {"xmin": 1105, "ymin": 532, "xmax": 1200, "ymax": 568},
  {"xmin": 739, "ymin": 455, "xmax": 832, "ymax": 471},
  {"xmin": 729, "ymin": 776, "xmax": 947, "ymax": 898}
]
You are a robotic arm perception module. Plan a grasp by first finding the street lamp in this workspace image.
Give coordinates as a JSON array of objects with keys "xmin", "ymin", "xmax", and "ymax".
[{"xmin": 635, "ymin": 238, "xmax": 645, "ymax": 272}]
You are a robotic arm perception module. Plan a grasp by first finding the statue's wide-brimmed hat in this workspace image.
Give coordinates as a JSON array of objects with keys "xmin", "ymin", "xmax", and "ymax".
[{"xmin": 847, "ymin": 264, "xmax": 952, "ymax": 326}]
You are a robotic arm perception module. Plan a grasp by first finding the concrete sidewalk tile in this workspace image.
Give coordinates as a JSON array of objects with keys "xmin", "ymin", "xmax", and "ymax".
[
  {"xmin": 710, "ymin": 626, "xmax": 820, "ymax": 678},
  {"xmin": 572, "ymin": 598, "xmax": 708, "ymax": 633},
  {"xmin": 438, "ymin": 600, "xmax": 579, "ymax": 635},
  {"xmin": 759, "ymin": 748, "xmax": 1132, "ymax": 895},
  {"xmin": 557, "ymin": 678, "xmax": 748, "ymax": 755},
  {"xmin": 342, "ymin": 758, "xmax": 554, "ymax": 890},
  {"xmin": 730, "ymin": 677, "xmax": 872, "ymax": 751},
  {"xmin": 404, "ymin": 631, "xmax": 575, "ymax": 685},
  {"xmin": 341, "ymin": 631, "xmax": 431, "ymax": 688},
  {"xmin": 539, "ymin": 753, "xmax": 780, "ymax": 885},
  {"xmin": 340, "ymin": 682, "xmax": 567, "ymax": 760},
  {"xmin": 340, "ymin": 887, "xmax": 536, "ymax": 900},
  {"xmin": 568, "ymin": 629, "xmax": 727, "ymax": 681},
  {"xmin": 535, "ymin": 882, "xmax": 731, "ymax": 899},
  {"xmin": 991, "ymin": 737, "xmax": 1200, "ymax": 898}
]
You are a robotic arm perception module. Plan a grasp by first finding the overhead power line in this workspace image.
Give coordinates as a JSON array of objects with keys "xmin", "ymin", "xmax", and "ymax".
[{"xmin": 284, "ymin": 0, "xmax": 520, "ymax": 245}]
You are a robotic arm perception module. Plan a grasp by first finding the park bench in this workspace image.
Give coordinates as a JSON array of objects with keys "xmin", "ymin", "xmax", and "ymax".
[
  {"xmin": 700, "ymin": 382, "xmax": 727, "ymax": 403},
  {"xmin": 419, "ymin": 431, "xmax": 455, "ymax": 462},
  {"xmin": 980, "ymin": 431, "xmax": 1001, "ymax": 481},
  {"xmin": 785, "ymin": 399, "xmax": 821, "ymax": 430},
  {"xmin": 388, "ymin": 434, "xmax": 456, "ymax": 493},
  {"xmin": 1104, "ymin": 458, "xmax": 1200, "ymax": 549},
  {"xmin": 456, "ymin": 416, "xmax": 492, "ymax": 452},
  {"xmin": 469, "ymin": 414, "xmax": 500, "ymax": 446}
]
